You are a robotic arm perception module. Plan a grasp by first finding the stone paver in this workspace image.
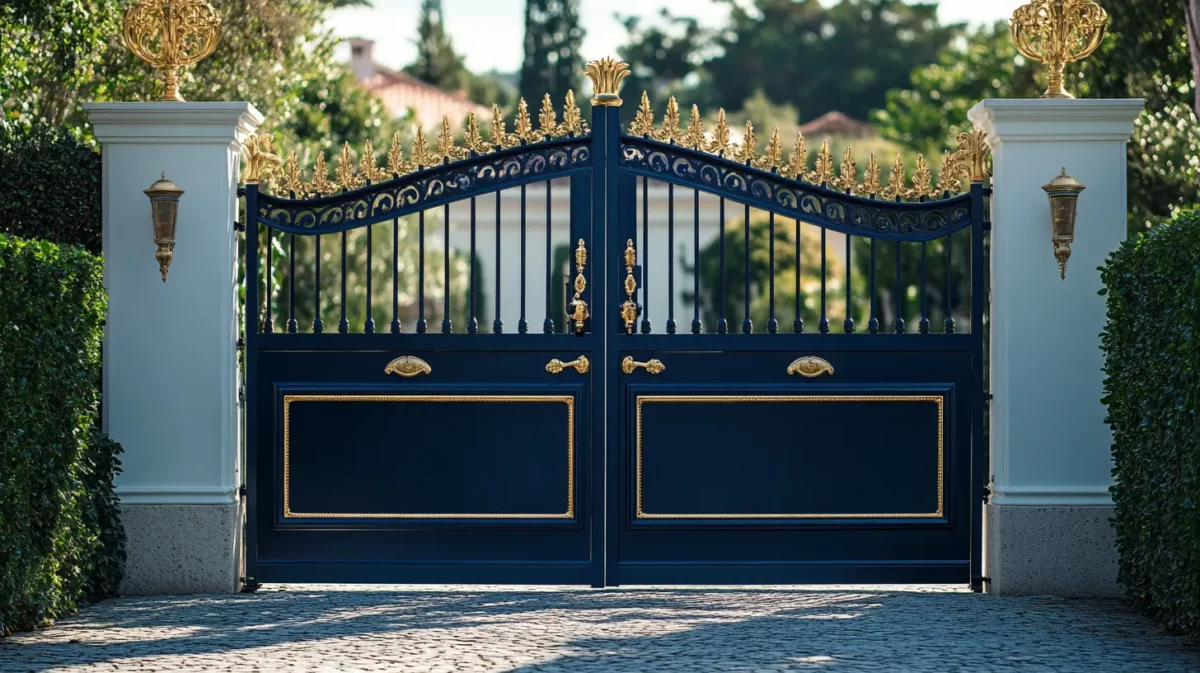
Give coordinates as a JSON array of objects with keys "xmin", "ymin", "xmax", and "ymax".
[{"xmin": 1, "ymin": 585, "xmax": 1199, "ymax": 672}]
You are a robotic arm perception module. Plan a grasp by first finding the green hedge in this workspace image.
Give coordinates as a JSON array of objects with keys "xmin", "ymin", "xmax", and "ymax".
[
  {"xmin": 0, "ymin": 121, "xmax": 102, "ymax": 254},
  {"xmin": 1101, "ymin": 209, "xmax": 1200, "ymax": 639},
  {"xmin": 0, "ymin": 234, "xmax": 124, "ymax": 636}
]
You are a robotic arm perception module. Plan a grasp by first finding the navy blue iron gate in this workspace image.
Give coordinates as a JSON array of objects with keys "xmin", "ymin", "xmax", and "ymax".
[{"xmin": 244, "ymin": 58, "xmax": 989, "ymax": 589}]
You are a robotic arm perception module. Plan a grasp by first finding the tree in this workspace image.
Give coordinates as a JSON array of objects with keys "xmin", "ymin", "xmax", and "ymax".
[
  {"xmin": 404, "ymin": 0, "xmax": 467, "ymax": 92},
  {"xmin": 873, "ymin": 21, "xmax": 1041, "ymax": 155},
  {"xmin": 702, "ymin": 0, "xmax": 961, "ymax": 122},
  {"xmin": 1188, "ymin": 1, "xmax": 1200, "ymax": 119},
  {"xmin": 520, "ymin": 0, "xmax": 584, "ymax": 106}
]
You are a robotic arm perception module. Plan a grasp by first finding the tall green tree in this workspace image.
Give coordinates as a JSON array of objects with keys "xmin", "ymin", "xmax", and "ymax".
[
  {"xmin": 701, "ymin": 0, "xmax": 960, "ymax": 122},
  {"xmin": 873, "ymin": 21, "xmax": 1041, "ymax": 155},
  {"xmin": 520, "ymin": 0, "xmax": 584, "ymax": 105},
  {"xmin": 404, "ymin": 0, "xmax": 467, "ymax": 92}
]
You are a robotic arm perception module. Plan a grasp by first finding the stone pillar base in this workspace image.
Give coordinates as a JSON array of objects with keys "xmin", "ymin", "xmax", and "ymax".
[
  {"xmin": 985, "ymin": 503, "xmax": 1119, "ymax": 597},
  {"xmin": 119, "ymin": 502, "xmax": 241, "ymax": 595}
]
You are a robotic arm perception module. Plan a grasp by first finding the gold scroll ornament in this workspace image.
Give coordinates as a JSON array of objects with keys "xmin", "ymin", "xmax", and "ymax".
[
  {"xmin": 1011, "ymin": 0, "xmax": 1108, "ymax": 99},
  {"xmin": 121, "ymin": 0, "xmax": 222, "ymax": 102}
]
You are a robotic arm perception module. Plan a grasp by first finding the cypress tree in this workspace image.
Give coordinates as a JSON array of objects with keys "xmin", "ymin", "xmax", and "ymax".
[
  {"xmin": 519, "ymin": 0, "xmax": 584, "ymax": 105},
  {"xmin": 405, "ymin": 0, "xmax": 466, "ymax": 91}
]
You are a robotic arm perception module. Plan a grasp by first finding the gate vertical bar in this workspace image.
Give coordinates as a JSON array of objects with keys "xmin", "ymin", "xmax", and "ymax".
[
  {"xmin": 243, "ymin": 183, "xmax": 259, "ymax": 587},
  {"xmin": 588, "ymin": 58, "xmax": 625, "ymax": 588},
  {"xmin": 970, "ymin": 181, "xmax": 987, "ymax": 591}
]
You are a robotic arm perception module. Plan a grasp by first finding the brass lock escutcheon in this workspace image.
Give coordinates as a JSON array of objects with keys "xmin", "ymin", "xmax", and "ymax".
[
  {"xmin": 546, "ymin": 356, "xmax": 590, "ymax": 375},
  {"xmin": 622, "ymin": 356, "xmax": 664, "ymax": 375},
  {"xmin": 786, "ymin": 356, "xmax": 834, "ymax": 378},
  {"xmin": 567, "ymin": 239, "xmax": 589, "ymax": 335},
  {"xmin": 620, "ymin": 238, "xmax": 638, "ymax": 334}
]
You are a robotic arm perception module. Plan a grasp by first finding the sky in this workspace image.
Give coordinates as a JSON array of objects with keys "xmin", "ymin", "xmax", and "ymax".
[{"xmin": 329, "ymin": 0, "xmax": 1027, "ymax": 74}]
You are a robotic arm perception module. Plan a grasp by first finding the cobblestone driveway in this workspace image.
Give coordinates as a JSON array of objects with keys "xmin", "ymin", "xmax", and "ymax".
[{"xmin": 2, "ymin": 585, "xmax": 1199, "ymax": 672}]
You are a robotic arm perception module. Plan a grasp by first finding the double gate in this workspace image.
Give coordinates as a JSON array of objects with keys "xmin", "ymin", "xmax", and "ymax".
[{"xmin": 244, "ymin": 59, "xmax": 988, "ymax": 588}]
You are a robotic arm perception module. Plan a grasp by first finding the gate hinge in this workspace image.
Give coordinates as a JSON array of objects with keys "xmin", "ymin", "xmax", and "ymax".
[
  {"xmin": 238, "ymin": 484, "xmax": 247, "ymax": 498},
  {"xmin": 239, "ymin": 576, "xmax": 260, "ymax": 593},
  {"xmin": 970, "ymin": 576, "xmax": 991, "ymax": 593},
  {"xmin": 234, "ymin": 220, "xmax": 245, "ymax": 233},
  {"xmin": 981, "ymin": 485, "xmax": 991, "ymax": 504},
  {"xmin": 237, "ymin": 186, "xmax": 246, "ymax": 198}
]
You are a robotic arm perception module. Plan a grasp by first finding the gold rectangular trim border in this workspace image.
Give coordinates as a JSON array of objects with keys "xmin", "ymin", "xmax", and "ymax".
[
  {"xmin": 635, "ymin": 395, "xmax": 944, "ymax": 519},
  {"xmin": 283, "ymin": 395, "xmax": 575, "ymax": 519}
]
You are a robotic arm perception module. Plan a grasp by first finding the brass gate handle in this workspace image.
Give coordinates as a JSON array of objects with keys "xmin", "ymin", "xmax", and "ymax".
[
  {"xmin": 546, "ymin": 356, "xmax": 590, "ymax": 375},
  {"xmin": 384, "ymin": 355, "xmax": 431, "ymax": 377},
  {"xmin": 622, "ymin": 356, "xmax": 665, "ymax": 375},
  {"xmin": 787, "ymin": 356, "xmax": 834, "ymax": 378}
]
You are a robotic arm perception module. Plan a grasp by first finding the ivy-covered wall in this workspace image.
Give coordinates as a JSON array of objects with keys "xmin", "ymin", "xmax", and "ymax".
[
  {"xmin": 0, "ymin": 234, "xmax": 124, "ymax": 636},
  {"xmin": 1101, "ymin": 209, "xmax": 1200, "ymax": 640}
]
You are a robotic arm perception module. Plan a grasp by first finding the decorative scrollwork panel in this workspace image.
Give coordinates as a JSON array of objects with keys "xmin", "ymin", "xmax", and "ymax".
[
  {"xmin": 619, "ymin": 138, "xmax": 973, "ymax": 242},
  {"xmin": 257, "ymin": 139, "xmax": 592, "ymax": 235}
]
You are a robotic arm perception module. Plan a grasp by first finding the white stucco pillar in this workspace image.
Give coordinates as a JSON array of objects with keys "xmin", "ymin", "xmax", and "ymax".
[
  {"xmin": 969, "ymin": 98, "xmax": 1143, "ymax": 597},
  {"xmin": 85, "ymin": 102, "xmax": 263, "ymax": 594}
]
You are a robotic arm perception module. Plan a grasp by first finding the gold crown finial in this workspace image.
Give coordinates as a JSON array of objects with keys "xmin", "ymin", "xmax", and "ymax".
[
  {"xmin": 121, "ymin": 0, "xmax": 222, "ymax": 102},
  {"xmin": 584, "ymin": 57, "xmax": 631, "ymax": 107},
  {"xmin": 1011, "ymin": 0, "xmax": 1108, "ymax": 99}
]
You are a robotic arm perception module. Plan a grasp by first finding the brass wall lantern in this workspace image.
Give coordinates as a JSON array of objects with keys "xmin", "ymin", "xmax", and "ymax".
[
  {"xmin": 1042, "ymin": 168, "xmax": 1085, "ymax": 280},
  {"xmin": 144, "ymin": 173, "xmax": 184, "ymax": 282}
]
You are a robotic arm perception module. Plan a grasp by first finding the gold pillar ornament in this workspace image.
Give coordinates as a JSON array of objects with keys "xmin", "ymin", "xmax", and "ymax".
[
  {"xmin": 1042, "ymin": 168, "xmax": 1086, "ymax": 279},
  {"xmin": 121, "ymin": 0, "xmax": 222, "ymax": 102},
  {"xmin": 1010, "ymin": 0, "xmax": 1108, "ymax": 99},
  {"xmin": 584, "ymin": 57, "xmax": 630, "ymax": 107},
  {"xmin": 143, "ymin": 172, "xmax": 184, "ymax": 282},
  {"xmin": 243, "ymin": 134, "xmax": 283, "ymax": 184}
]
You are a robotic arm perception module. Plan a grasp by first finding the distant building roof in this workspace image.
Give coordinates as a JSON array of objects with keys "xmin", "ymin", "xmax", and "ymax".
[
  {"xmin": 799, "ymin": 111, "xmax": 875, "ymax": 138},
  {"xmin": 349, "ymin": 38, "xmax": 489, "ymax": 131}
]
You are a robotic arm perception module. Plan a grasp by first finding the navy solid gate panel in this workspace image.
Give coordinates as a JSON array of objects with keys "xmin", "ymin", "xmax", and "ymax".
[{"xmin": 243, "ymin": 59, "xmax": 988, "ymax": 588}]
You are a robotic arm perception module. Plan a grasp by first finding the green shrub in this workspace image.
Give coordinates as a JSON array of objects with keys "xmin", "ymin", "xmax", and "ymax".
[
  {"xmin": 1101, "ymin": 209, "xmax": 1200, "ymax": 639},
  {"xmin": 0, "ymin": 121, "xmax": 102, "ymax": 254},
  {"xmin": 0, "ymin": 233, "xmax": 121, "ymax": 636}
]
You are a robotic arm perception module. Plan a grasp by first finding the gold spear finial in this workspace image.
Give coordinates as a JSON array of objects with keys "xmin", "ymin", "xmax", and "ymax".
[
  {"xmin": 906, "ymin": 154, "xmax": 933, "ymax": 200},
  {"xmin": 629, "ymin": 91, "xmax": 655, "ymax": 137},
  {"xmin": 655, "ymin": 96, "xmax": 682, "ymax": 144},
  {"xmin": 707, "ymin": 109, "xmax": 732, "ymax": 156},
  {"xmin": 335, "ymin": 143, "xmax": 363, "ymax": 191},
  {"xmin": 438, "ymin": 115, "xmax": 468, "ymax": 161},
  {"xmin": 491, "ymin": 104, "xmax": 517, "ymax": 150},
  {"xmin": 307, "ymin": 152, "xmax": 336, "ymax": 195},
  {"xmin": 463, "ymin": 112, "xmax": 489, "ymax": 155},
  {"xmin": 539, "ymin": 93, "xmax": 560, "ymax": 137},
  {"xmin": 781, "ymin": 132, "xmax": 808, "ymax": 179},
  {"xmin": 387, "ymin": 131, "xmax": 412, "ymax": 176},
  {"xmin": 812, "ymin": 139, "xmax": 834, "ymax": 186},
  {"xmin": 514, "ymin": 98, "xmax": 541, "ymax": 143},
  {"xmin": 121, "ymin": 0, "xmax": 222, "ymax": 101},
  {"xmin": 881, "ymin": 154, "xmax": 906, "ymax": 201},
  {"xmin": 833, "ymin": 146, "xmax": 858, "ymax": 193},
  {"xmin": 583, "ymin": 57, "xmax": 631, "ymax": 107},
  {"xmin": 561, "ymin": 90, "xmax": 587, "ymax": 136},
  {"xmin": 863, "ymin": 153, "xmax": 882, "ymax": 197},
  {"xmin": 410, "ymin": 125, "xmax": 439, "ymax": 168},
  {"xmin": 756, "ymin": 127, "xmax": 783, "ymax": 171},
  {"xmin": 283, "ymin": 150, "xmax": 303, "ymax": 196},
  {"xmin": 735, "ymin": 120, "xmax": 758, "ymax": 165},
  {"xmin": 1011, "ymin": 0, "xmax": 1108, "ymax": 99},
  {"xmin": 684, "ymin": 104, "xmax": 706, "ymax": 150}
]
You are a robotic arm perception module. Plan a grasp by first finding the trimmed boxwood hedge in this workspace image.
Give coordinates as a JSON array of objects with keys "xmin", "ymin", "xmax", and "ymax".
[
  {"xmin": 0, "ymin": 121, "xmax": 102, "ymax": 254},
  {"xmin": 1101, "ymin": 209, "xmax": 1200, "ymax": 639},
  {"xmin": 0, "ymin": 234, "xmax": 124, "ymax": 636}
]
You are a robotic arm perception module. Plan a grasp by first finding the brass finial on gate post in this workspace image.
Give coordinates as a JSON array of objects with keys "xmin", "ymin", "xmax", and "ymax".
[
  {"xmin": 121, "ymin": 0, "xmax": 222, "ymax": 102},
  {"xmin": 1010, "ymin": 0, "xmax": 1108, "ymax": 99},
  {"xmin": 584, "ymin": 57, "xmax": 630, "ymax": 107}
]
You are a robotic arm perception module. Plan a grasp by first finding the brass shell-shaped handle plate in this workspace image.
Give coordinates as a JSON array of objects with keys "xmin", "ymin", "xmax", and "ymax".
[
  {"xmin": 546, "ymin": 356, "xmax": 590, "ymax": 375},
  {"xmin": 787, "ymin": 356, "xmax": 834, "ymax": 378},
  {"xmin": 622, "ymin": 356, "xmax": 665, "ymax": 375},
  {"xmin": 384, "ymin": 356, "xmax": 431, "ymax": 377}
]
